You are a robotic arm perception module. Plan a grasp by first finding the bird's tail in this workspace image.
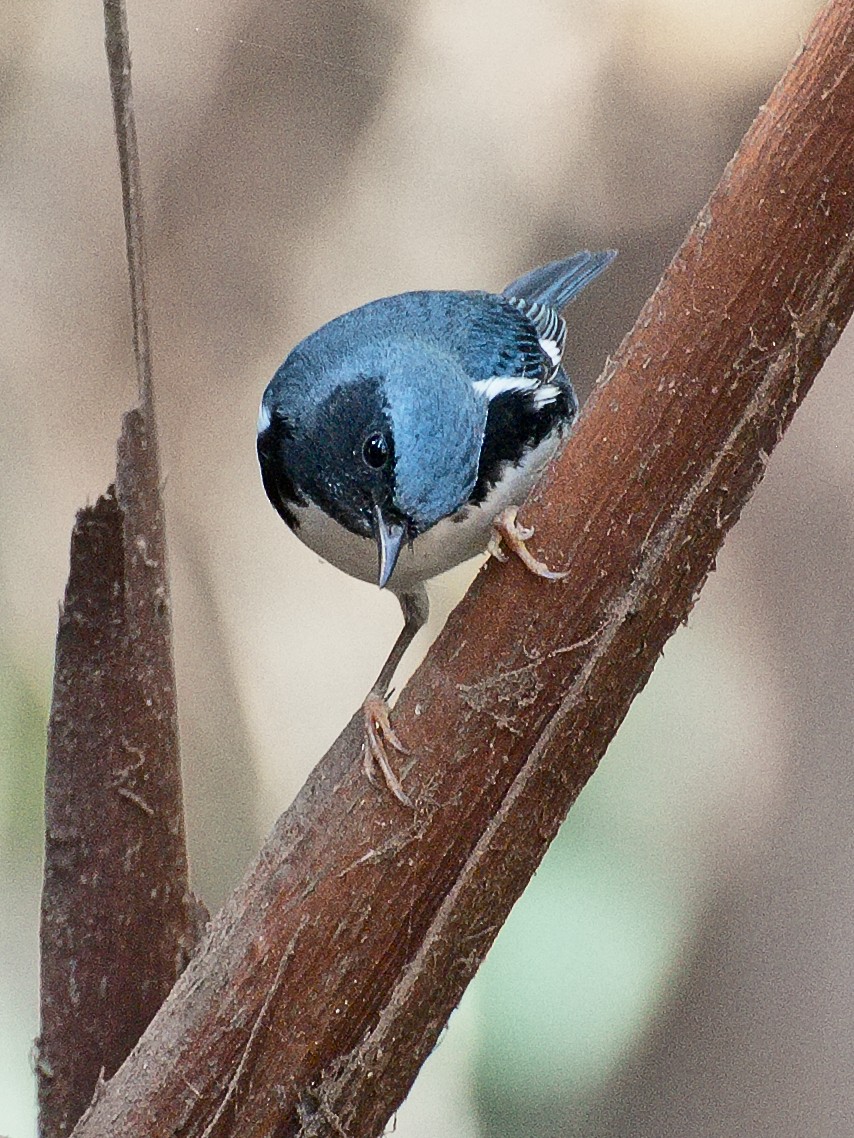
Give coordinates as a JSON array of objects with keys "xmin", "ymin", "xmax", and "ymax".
[{"xmin": 502, "ymin": 249, "xmax": 616, "ymax": 310}]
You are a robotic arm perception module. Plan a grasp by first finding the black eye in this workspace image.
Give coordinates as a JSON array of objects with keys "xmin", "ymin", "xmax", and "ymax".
[{"xmin": 362, "ymin": 432, "xmax": 390, "ymax": 469}]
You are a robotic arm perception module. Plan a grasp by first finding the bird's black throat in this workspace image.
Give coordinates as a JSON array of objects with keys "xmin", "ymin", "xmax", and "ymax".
[{"xmin": 470, "ymin": 376, "xmax": 575, "ymax": 504}]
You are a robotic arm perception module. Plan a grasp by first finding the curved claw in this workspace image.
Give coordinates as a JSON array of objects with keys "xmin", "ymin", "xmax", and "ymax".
[
  {"xmin": 362, "ymin": 693, "xmax": 414, "ymax": 808},
  {"xmin": 490, "ymin": 506, "xmax": 568, "ymax": 580}
]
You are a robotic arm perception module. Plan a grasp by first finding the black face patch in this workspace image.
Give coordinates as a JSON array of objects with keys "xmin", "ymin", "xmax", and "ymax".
[
  {"xmin": 259, "ymin": 376, "xmax": 408, "ymax": 539},
  {"xmin": 257, "ymin": 413, "xmax": 305, "ymax": 530},
  {"xmin": 470, "ymin": 378, "xmax": 573, "ymax": 504}
]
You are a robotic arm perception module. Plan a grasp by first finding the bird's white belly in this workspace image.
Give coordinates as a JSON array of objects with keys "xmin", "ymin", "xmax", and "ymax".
[{"xmin": 290, "ymin": 431, "xmax": 563, "ymax": 595}]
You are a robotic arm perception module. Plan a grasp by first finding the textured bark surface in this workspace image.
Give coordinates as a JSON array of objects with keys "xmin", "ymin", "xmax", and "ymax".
[
  {"xmin": 38, "ymin": 5, "xmax": 201, "ymax": 1136},
  {"xmin": 38, "ymin": 412, "xmax": 200, "ymax": 1138},
  {"xmin": 67, "ymin": 0, "xmax": 854, "ymax": 1135}
]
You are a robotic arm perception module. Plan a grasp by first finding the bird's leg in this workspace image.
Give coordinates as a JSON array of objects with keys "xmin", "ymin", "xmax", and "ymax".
[
  {"xmin": 362, "ymin": 584, "xmax": 429, "ymax": 807},
  {"xmin": 488, "ymin": 505, "xmax": 568, "ymax": 580}
]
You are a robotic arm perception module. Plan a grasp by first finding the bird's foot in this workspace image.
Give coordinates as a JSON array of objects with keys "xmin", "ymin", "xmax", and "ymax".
[
  {"xmin": 362, "ymin": 692, "xmax": 414, "ymax": 808},
  {"xmin": 488, "ymin": 506, "xmax": 568, "ymax": 580}
]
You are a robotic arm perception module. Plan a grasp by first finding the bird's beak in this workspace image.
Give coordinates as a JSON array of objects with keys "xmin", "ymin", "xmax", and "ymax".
[{"xmin": 373, "ymin": 504, "xmax": 405, "ymax": 589}]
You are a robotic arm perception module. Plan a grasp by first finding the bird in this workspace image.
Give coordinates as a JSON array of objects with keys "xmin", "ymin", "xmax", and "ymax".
[{"xmin": 257, "ymin": 249, "xmax": 616, "ymax": 805}]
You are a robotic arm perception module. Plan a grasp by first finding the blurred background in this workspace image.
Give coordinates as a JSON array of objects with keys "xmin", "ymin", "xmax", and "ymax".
[{"xmin": 2, "ymin": 0, "xmax": 852, "ymax": 1134}]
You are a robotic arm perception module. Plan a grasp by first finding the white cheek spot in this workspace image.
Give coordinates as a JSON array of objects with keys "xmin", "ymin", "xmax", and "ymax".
[
  {"xmin": 257, "ymin": 398, "xmax": 272, "ymax": 434},
  {"xmin": 472, "ymin": 376, "xmax": 539, "ymax": 401}
]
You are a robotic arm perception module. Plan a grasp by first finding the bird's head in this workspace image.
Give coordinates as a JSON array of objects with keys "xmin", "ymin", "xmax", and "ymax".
[{"xmin": 259, "ymin": 336, "xmax": 485, "ymax": 588}]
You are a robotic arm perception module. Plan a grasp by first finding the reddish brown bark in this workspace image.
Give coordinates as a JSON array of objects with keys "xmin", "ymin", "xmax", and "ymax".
[
  {"xmin": 38, "ymin": 5, "xmax": 201, "ymax": 1136},
  {"xmin": 67, "ymin": 0, "xmax": 854, "ymax": 1135},
  {"xmin": 38, "ymin": 412, "xmax": 201, "ymax": 1138}
]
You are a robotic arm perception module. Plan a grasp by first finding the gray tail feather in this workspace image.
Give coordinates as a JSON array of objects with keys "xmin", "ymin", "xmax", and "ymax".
[{"xmin": 502, "ymin": 249, "xmax": 617, "ymax": 310}]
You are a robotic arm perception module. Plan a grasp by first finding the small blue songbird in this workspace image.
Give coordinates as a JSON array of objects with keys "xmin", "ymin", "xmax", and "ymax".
[{"xmin": 257, "ymin": 250, "xmax": 616, "ymax": 804}]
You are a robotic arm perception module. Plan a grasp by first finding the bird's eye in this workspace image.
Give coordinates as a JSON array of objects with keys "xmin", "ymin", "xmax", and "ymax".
[{"xmin": 362, "ymin": 432, "xmax": 390, "ymax": 469}]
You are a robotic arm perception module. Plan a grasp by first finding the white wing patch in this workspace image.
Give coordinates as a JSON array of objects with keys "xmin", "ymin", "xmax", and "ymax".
[
  {"xmin": 532, "ymin": 383, "xmax": 562, "ymax": 408},
  {"xmin": 257, "ymin": 397, "xmax": 272, "ymax": 434},
  {"xmin": 472, "ymin": 376, "xmax": 540, "ymax": 401},
  {"xmin": 473, "ymin": 375, "xmax": 563, "ymax": 408}
]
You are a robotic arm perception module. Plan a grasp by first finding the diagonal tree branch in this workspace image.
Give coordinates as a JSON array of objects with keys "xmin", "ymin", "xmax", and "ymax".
[
  {"xmin": 69, "ymin": 0, "xmax": 854, "ymax": 1135},
  {"xmin": 38, "ymin": 4, "xmax": 201, "ymax": 1136}
]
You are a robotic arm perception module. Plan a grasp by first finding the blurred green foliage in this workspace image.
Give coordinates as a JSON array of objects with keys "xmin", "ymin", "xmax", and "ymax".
[
  {"xmin": 468, "ymin": 609, "xmax": 772, "ymax": 1135},
  {"xmin": 0, "ymin": 653, "xmax": 46, "ymax": 870},
  {"xmin": 0, "ymin": 650, "xmax": 47, "ymax": 1137}
]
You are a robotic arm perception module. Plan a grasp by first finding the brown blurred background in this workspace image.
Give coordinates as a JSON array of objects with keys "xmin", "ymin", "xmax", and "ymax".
[{"xmin": 2, "ymin": 1, "xmax": 852, "ymax": 1135}]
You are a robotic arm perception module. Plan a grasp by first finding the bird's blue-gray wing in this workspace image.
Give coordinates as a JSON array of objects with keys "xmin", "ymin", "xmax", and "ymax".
[{"xmin": 502, "ymin": 250, "xmax": 616, "ymax": 310}]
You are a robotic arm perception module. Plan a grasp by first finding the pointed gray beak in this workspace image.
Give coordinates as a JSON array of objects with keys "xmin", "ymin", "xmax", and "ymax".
[{"xmin": 373, "ymin": 504, "xmax": 405, "ymax": 589}]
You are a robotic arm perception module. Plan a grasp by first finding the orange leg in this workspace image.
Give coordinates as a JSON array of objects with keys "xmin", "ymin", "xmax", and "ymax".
[
  {"xmin": 488, "ymin": 505, "xmax": 568, "ymax": 580},
  {"xmin": 360, "ymin": 586, "xmax": 428, "ymax": 808},
  {"xmin": 362, "ymin": 692, "xmax": 413, "ymax": 808}
]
